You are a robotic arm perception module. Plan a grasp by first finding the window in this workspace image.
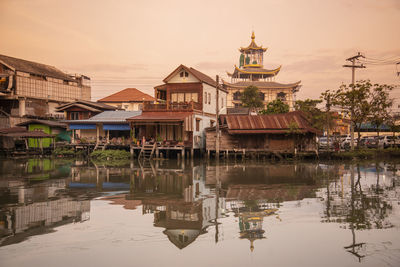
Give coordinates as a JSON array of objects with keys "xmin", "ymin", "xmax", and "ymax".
[
  {"xmin": 204, "ymin": 92, "xmax": 207, "ymax": 104},
  {"xmin": 208, "ymin": 93, "xmax": 211, "ymax": 104},
  {"xmin": 277, "ymin": 92, "xmax": 287, "ymax": 101},
  {"xmin": 210, "ymin": 120, "xmax": 215, "ymax": 127},
  {"xmin": 259, "ymin": 92, "xmax": 265, "ymax": 100},
  {"xmin": 233, "ymin": 91, "xmax": 242, "ymax": 100},
  {"xmin": 179, "ymin": 71, "xmax": 189, "ymax": 77},
  {"xmin": 196, "ymin": 118, "xmax": 201, "ymax": 131},
  {"xmin": 171, "ymin": 93, "xmax": 198, "ymax": 103},
  {"xmin": 221, "ymin": 97, "xmax": 224, "ymax": 108},
  {"xmin": 70, "ymin": 112, "xmax": 79, "ymax": 120}
]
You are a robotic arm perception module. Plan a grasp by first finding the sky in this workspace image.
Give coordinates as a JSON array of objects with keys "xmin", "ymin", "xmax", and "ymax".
[{"xmin": 0, "ymin": 0, "xmax": 399, "ymax": 101}]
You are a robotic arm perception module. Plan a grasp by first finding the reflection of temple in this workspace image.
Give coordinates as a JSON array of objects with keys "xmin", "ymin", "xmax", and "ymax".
[
  {"xmin": 205, "ymin": 162, "xmax": 330, "ymax": 251},
  {"xmin": 127, "ymin": 163, "xmax": 226, "ymax": 249}
]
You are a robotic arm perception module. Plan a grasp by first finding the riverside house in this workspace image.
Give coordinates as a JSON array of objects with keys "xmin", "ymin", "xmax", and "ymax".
[
  {"xmin": 127, "ymin": 64, "xmax": 227, "ymax": 157},
  {"xmin": 205, "ymin": 111, "xmax": 321, "ymax": 156}
]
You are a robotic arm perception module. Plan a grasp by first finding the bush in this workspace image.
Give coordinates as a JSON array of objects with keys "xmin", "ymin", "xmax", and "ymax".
[
  {"xmin": 90, "ymin": 150, "xmax": 130, "ymax": 161},
  {"xmin": 53, "ymin": 148, "xmax": 76, "ymax": 157}
]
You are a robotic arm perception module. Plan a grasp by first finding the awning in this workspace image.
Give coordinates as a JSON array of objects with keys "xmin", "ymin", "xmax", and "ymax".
[
  {"xmin": 69, "ymin": 124, "xmax": 96, "ymax": 130},
  {"xmin": 103, "ymin": 124, "xmax": 131, "ymax": 131},
  {"xmin": 127, "ymin": 112, "xmax": 191, "ymax": 122}
]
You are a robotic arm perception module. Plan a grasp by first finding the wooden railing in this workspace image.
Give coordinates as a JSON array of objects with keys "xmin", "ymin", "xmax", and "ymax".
[{"xmin": 143, "ymin": 101, "xmax": 202, "ymax": 111}]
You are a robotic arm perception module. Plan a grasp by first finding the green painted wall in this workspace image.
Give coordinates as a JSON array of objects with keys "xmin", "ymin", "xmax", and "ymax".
[{"xmin": 28, "ymin": 124, "xmax": 52, "ymax": 148}]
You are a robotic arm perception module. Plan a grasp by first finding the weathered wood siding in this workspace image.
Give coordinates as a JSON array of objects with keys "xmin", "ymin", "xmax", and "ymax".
[{"xmin": 206, "ymin": 130, "xmax": 316, "ymax": 152}]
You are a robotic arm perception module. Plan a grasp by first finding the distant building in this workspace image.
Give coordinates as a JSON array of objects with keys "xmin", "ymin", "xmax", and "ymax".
[
  {"xmin": 0, "ymin": 54, "xmax": 91, "ymax": 127},
  {"xmin": 223, "ymin": 32, "xmax": 301, "ymax": 110},
  {"xmin": 97, "ymin": 88, "xmax": 155, "ymax": 111},
  {"xmin": 55, "ymin": 100, "xmax": 116, "ymax": 120}
]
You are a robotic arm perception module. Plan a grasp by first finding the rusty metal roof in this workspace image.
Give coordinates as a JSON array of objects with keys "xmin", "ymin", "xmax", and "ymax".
[
  {"xmin": 224, "ymin": 111, "xmax": 321, "ymax": 134},
  {"xmin": 127, "ymin": 112, "xmax": 192, "ymax": 122}
]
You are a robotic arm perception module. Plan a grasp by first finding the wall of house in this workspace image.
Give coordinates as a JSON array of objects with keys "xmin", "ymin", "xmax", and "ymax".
[
  {"xmin": 101, "ymin": 102, "xmax": 143, "ymax": 111},
  {"xmin": 28, "ymin": 124, "xmax": 52, "ymax": 148},
  {"xmin": 206, "ymin": 130, "xmax": 316, "ymax": 152},
  {"xmin": 78, "ymin": 128, "xmax": 105, "ymax": 142},
  {"xmin": 168, "ymin": 71, "xmax": 200, "ymax": 83},
  {"xmin": 14, "ymin": 71, "xmax": 90, "ymax": 102},
  {"xmin": 202, "ymin": 84, "xmax": 227, "ymax": 115},
  {"xmin": 193, "ymin": 114, "xmax": 216, "ymax": 149}
]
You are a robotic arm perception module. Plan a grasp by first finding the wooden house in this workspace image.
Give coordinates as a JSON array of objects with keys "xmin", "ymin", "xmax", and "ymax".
[
  {"xmin": 126, "ymin": 64, "xmax": 227, "ymax": 156},
  {"xmin": 66, "ymin": 110, "xmax": 141, "ymax": 144},
  {"xmin": 205, "ymin": 111, "xmax": 321, "ymax": 154},
  {"xmin": 16, "ymin": 119, "xmax": 67, "ymax": 148},
  {"xmin": 56, "ymin": 100, "xmax": 117, "ymax": 120},
  {"xmin": 0, "ymin": 54, "xmax": 91, "ymax": 127},
  {"xmin": 97, "ymin": 88, "xmax": 155, "ymax": 111}
]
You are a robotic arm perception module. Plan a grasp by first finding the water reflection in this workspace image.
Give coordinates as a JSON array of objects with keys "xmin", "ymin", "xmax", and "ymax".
[
  {"xmin": 0, "ymin": 158, "xmax": 399, "ymax": 266},
  {"xmin": 319, "ymin": 162, "xmax": 400, "ymax": 262}
]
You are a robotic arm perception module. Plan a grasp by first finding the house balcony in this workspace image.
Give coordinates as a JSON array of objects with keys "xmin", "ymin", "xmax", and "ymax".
[{"xmin": 143, "ymin": 101, "xmax": 202, "ymax": 112}]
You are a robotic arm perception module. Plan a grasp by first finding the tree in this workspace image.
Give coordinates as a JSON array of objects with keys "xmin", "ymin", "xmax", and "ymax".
[
  {"xmin": 259, "ymin": 99, "xmax": 289, "ymax": 114},
  {"xmin": 369, "ymin": 84, "xmax": 393, "ymax": 137},
  {"xmin": 241, "ymin": 85, "xmax": 264, "ymax": 109},
  {"xmin": 332, "ymin": 80, "xmax": 373, "ymax": 148},
  {"xmin": 294, "ymin": 99, "xmax": 324, "ymax": 130}
]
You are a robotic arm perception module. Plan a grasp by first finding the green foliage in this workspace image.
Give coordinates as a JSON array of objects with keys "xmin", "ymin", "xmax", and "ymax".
[
  {"xmin": 241, "ymin": 85, "xmax": 264, "ymax": 108},
  {"xmin": 331, "ymin": 80, "xmax": 394, "ymax": 144},
  {"xmin": 259, "ymin": 99, "xmax": 289, "ymax": 114},
  {"xmin": 286, "ymin": 121, "xmax": 302, "ymax": 134},
  {"xmin": 52, "ymin": 148, "xmax": 75, "ymax": 157},
  {"xmin": 294, "ymin": 99, "xmax": 325, "ymax": 130},
  {"xmin": 90, "ymin": 150, "xmax": 131, "ymax": 161}
]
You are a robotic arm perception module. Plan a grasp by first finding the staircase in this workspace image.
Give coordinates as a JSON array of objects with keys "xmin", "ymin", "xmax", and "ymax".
[{"xmin": 139, "ymin": 143, "xmax": 156, "ymax": 160}]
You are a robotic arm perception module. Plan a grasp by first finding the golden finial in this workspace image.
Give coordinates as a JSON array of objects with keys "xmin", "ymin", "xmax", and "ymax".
[
  {"xmin": 251, "ymin": 31, "xmax": 255, "ymax": 40},
  {"xmin": 250, "ymin": 240, "xmax": 254, "ymax": 252}
]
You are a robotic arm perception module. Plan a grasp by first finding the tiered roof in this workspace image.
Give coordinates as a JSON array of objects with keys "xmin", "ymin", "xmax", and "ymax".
[{"xmin": 239, "ymin": 32, "xmax": 267, "ymax": 53}]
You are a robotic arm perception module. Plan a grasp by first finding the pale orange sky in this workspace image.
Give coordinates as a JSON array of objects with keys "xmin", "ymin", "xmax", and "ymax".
[{"xmin": 1, "ymin": 0, "xmax": 399, "ymax": 101}]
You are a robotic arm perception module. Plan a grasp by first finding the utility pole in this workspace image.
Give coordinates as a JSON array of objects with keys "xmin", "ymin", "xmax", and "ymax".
[
  {"xmin": 343, "ymin": 52, "xmax": 365, "ymax": 150},
  {"xmin": 326, "ymin": 94, "xmax": 331, "ymax": 152},
  {"xmin": 216, "ymin": 75, "xmax": 220, "ymax": 158}
]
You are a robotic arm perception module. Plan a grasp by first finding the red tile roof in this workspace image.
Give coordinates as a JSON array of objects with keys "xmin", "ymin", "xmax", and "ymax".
[{"xmin": 98, "ymin": 88, "xmax": 155, "ymax": 103}]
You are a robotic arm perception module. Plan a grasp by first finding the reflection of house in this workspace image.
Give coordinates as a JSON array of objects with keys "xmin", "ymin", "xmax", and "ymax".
[
  {"xmin": 127, "ymin": 65, "xmax": 227, "ymax": 153},
  {"xmin": 206, "ymin": 111, "xmax": 320, "ymax": 153},
  {"xmin": 98, "ymin": 88, "xmax": 155, "ymax": 111},
  {"xmin": 0, "ymin": 172, "xmax": 90, "ymax": 246},
  {"xmin": 66, "ymin": 110, "xmax": 141, "ymax": 144},
  {"xmin": 0, "ymin": 54, "xmax": 91, "ymax": 127},
  {"xmin": 127, "ymin": 164, "xmax": 225, "ymax": 249},
  {"xmin": 223, "ymin": 32, "xmax": 301, "ymax": 110},
  {"xmin": 56, "ymin": 100, "xmax": 116, "ymax": 120}
]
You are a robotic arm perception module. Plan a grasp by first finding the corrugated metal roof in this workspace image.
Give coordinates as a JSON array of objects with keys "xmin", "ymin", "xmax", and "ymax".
[
  {"xmin": 224, "ymin": 111, "xmax": 320, "ymax": 134},
  {"xmin": 0, "ymin": 54, "xmax": 74, "ymax": 81},
  {"xmin": 127, "ymin": 111, "xmax": 191, "ymax": 122},
  {"xmin": 56, "ymin": 100, "xmax": 116, "ymax": 111},
  {"xmin": 67, "ymin": 110, "xmax": 142, "ymax": 123},
  {"xmin": 16, "ymin": 119, "xmax": 66, "ymax": 128}
]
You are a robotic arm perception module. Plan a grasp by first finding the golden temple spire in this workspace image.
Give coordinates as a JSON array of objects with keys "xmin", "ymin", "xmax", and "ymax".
[{"xmin": 251, "ymin": 31, "xmax": 255, "ymax": 40}]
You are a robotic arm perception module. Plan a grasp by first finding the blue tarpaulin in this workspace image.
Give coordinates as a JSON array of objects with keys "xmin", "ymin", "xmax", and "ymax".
[
  {"xmin": 69, "ymin": 124, "xmax": 96, "ymax": 130},
  {"xmin": 103, "ymin": 124, "xmax": 131, "ymax": 131}
]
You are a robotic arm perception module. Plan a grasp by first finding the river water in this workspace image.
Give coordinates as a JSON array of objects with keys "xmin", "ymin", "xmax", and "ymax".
[{"xmin": 0, "ymin": 158, "xmax": 399, "ymax": 267}]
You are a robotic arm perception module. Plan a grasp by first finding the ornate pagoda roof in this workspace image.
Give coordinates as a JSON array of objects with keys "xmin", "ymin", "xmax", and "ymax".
[
  {"xmin": 239, "ymin": 32, "xmax": 267, "ymax": 53},
  {"xmin": 227, "ymin": 65, "xmax": 281, "ymax": 79},
  {"xmin": 222, "ymin": 80, "xmax": 301, "ymax": 89}
]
